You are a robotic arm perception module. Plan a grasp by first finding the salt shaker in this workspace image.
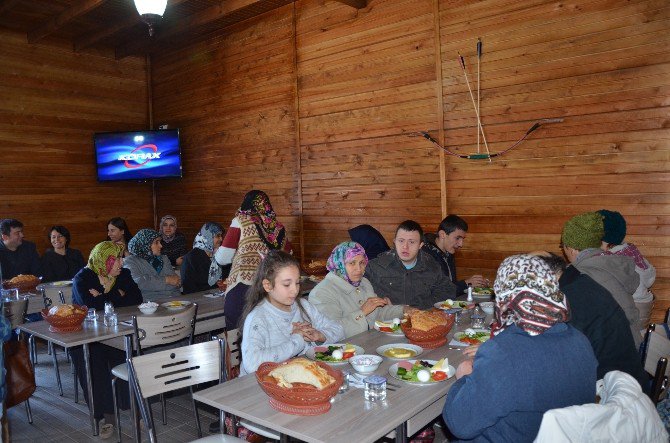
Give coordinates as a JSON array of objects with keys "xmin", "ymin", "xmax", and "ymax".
[
  {"xmin": 467, "ymin": 284, "xmax": 473, "ymax": 302},
  {"xmin": 471, "ymin": 305, "xmax": 485, "ymax": 328}
]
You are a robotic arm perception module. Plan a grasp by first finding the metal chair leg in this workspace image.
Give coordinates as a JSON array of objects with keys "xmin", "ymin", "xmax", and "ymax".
[
  {"xmin": 112, "ymin": 377, "xmax": 122, "ymax": 443},
  {"xmin": 24, "ymin": 399, "xmax": 33, "ymax": 424},
  {"xmin": 74, "ymin": 369, "xmax": 79, "ymax": 403},
  {"xmin": 47, "ymin": 341, "xmax": 53, "ymax": 356},
  {"xmin": 161, "ymin": 393, "xmax": 167, "ymax": 425},
  {"xmin": 190, "ymin": 386, "xmax": 203, "ymax": 438},
  {"xmin": 28, "ymin": 335, "xmax": 37, "ymax": 365},
  {"xmin": 50, "ymin": 344, "xmax": 63, "ymax": 396}
]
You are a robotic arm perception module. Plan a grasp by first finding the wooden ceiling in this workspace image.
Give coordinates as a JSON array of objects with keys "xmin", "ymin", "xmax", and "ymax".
[{"xmin": 0, "ymin": 0, "xmax": 367, "ymax": 59}]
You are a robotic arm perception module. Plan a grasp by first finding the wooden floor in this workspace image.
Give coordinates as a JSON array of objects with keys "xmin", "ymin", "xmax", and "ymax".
[{"xmin": 6, "ymin": 340, "xmax": 449, "ymax": 443}]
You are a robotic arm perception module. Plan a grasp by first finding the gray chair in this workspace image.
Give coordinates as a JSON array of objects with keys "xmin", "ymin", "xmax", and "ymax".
[
  {"xmin": 641, "ymin": 324, "xmax": 670, "ymax": 403},
  {"xmin": 127, "ymin": 338, "xmax": 244, "ymax": 443}
]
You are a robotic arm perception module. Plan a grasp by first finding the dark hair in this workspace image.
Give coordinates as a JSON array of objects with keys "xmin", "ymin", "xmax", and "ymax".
[
  {"xmin": 48, "ymin": 225, "xmax": 71, "ymax": 248},
  {"xmin": 438, "ymin": 214, "xmax": 468, "ymax": 235},
  {"xmin": 239, "ymin": 250, "xmax": 303, "ymax": 330},
  {"xmin": 535, "ymin": 252, "xmax": 566, "ymax": 274},
  {"xmin": 395, "ymin": 220, "xmax": 423, "ymax": 239},
  {"xmin": 1, "ymin": 219, "xmax": 23, "ymax": 236},
  {"xmin": 107, "ymin": 217, "xmax": 132, "ymax": 244}
]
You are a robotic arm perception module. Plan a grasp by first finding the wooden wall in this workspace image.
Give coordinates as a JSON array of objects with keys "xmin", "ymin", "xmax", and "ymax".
[
  {"xmin": 151, "ymin": 0, "xmax": 668, "ymax": 320},
  {"xmin": 0, "ymin": 28, "xmax": 151, "ymax": 257}
]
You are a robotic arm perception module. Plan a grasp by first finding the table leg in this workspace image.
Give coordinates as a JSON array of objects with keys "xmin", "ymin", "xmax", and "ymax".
[
  {"xmin": 124, "ymin": 334, "xmax": 139, "ymax": 443},
  {"xmin": 280, "ymin": 433, "xmax": 290, "ymax": 443},
  {"xmin": 83, "ymin": 343, "xmax": 98, "ymax": 435},
  {"xmin": 394, "ymin": 422, "xmax": 407, "ymax": 443}
]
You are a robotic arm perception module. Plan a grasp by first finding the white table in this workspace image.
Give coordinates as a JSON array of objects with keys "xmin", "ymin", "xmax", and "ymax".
[{"xmin": 193, "ymin": 326, "xmax": 472, "ymax": 443}]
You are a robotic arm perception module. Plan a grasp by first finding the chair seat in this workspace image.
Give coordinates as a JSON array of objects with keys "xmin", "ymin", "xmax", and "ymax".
[
  {"xmin": 191, "ymin": 434, "xmax": 246, "ymax": 442},
  {"xmin": 111, "ymin": 362, "xmax": 128, "ymax": 380},
  {"xmin": 239, "ymin": 419, "xmax": 280, "ymax": 440}
]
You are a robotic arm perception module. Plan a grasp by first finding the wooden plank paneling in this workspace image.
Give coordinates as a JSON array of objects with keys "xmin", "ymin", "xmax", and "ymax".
[{"xmin": 0, "ymin": 27, "xmax": 151, "ymax": 257}]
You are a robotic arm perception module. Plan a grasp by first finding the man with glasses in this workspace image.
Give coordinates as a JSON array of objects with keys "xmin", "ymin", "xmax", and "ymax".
[
  {"xmin": 365, "ymin": 220, "xmax": 456, "ymax": 309},
  {"xmin": 0, "ymin": 218, "xmax": 41, "ymax": 280}
]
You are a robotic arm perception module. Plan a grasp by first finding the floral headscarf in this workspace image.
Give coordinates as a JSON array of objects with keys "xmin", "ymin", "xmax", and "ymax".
[
  {"xmin": 159, "ymin": 215, "xmax": 178, "ymax": 243},
  {"xmin": 492, "ymin": 254, "xmax": 569, "ymax": 336},
  {"xmin": 236, "ymin": 190, "xmax": 287, "ymax": 250},
  {"xmin": 193, "ymin": 222, "xmax": 224, "ymax": 286},
  {"xmin": 326, "ymin": 241, "xmax": 368, "ymax": 287},
  {"xmin": 87, "ymin": 241, "xmax": 125, "ymax": 289},
  {"xmin": 128, "ymin": 229, "xmax": 164, "ymax": 274}
]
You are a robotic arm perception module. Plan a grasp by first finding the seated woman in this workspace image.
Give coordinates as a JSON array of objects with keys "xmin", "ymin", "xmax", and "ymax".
[
  {"xmin": 181, "ymin": 222, "xmax": 228, "ymax": 294},
  {"xmin": 443, "ymin": 254, "xmax": 597, "ymax": 442},
  {"xmin": 106, "ymin": 217, "xmax": 132, "ymax": 257},
  {"xmin": 71, "ymin": 241, "xmax": 143, "ymax": 438},
  {"xmin": 310, "ymin": 241, "xmax": 410, "ymax": 339},
  {"xmin": 124, "ymin": 229, "xmax": 181, "ymax": 301},
  {"xmin": 159, "ymin": 215, "xmax": 187, "ymax": 267},
  {"xmin": 348, "ymin": 224, "xmax": 389, "ymax": 260},
  {"xmin": 40, "ymin": 225, "xmax": 85, "ymax": 282}
]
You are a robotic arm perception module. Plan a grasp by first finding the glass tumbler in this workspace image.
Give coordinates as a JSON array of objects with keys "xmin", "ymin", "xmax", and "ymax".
[
  {"xmin": 86, "ymin": 308, "xmax": 97, "ymax": 322},
  {"xmin": 363, "ymin": 375, "xmax": 387, "ymax": 401},
  {"xmin": 104, "ymin": 312, "xmax": 118, "ymax": 327}
]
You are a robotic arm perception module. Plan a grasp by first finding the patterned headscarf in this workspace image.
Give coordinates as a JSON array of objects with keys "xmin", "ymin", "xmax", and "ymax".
[
  {"xmin": 326, "ymin": 241, "xmax": 368, "ymax": 287},
  {"xmin": 492, "ymin": 254, "xmax": 569, "ymax": 336},
  {"xmin": 159, "ymin": 215, "xmax": 178, "ymax": 243},
  {"xmin": 128, "ymin": 229, "xmax": 164, "ymax": 274},
  {"xmin": 87, "ymin": 241, "xmax": 125, "ymax": 289},
  {"xmin": 193, "ymin": 222, "xmax": 224, "ymax": 286},
  {"xmin": 236, "ymin": 190, "xmax": 287, "ymax": 250}
]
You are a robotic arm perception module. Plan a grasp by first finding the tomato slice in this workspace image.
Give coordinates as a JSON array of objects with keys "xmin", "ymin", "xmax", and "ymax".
[
  {"xmin": 342, "ymin": 351, "xmax": 354, "ymax": 360},
  {"xmin": 431, "ymin": 371, "xmax": 447, "ymax": 381},
  {"xmin": 379, "ymin": 327, "xmax": 394, "ymax": 333}
]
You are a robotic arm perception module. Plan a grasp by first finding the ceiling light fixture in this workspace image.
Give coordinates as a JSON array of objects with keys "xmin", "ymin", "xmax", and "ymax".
[{"xmin": 134, "ymin": 0, "xmax": 168, "ymax": 36}]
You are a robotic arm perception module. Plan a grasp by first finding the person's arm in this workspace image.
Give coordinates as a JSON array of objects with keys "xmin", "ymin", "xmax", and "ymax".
[
  {"xmin": 28, "ymin": 242, "xmax": 42, "ymax": 277},
  {"xmin": 283, "ymin": 239, "xmax": 293, "ymax": 254},
  {"xmin": 109, "ymin": 269, "xmax": 143, "ymax": 306},
  {"xmin": 303, "ymin": 300, "xmax": 345, "ymax": 343},
  {"xmin": 40, "ymin": 252, "xmax": 56, "ymax": 283},
  {"xmin": 215, "ymin": 219, "xmax": 241, "ymax": 266},
  {"xmin": 309, "ymin": 279, "xmax": 366, "ymax": 337},
  {"xmin": 124, "ymin": 256, "xmax": 174, "ymax": 293},
  {"xmin": 431, "ymin": 272, "xmax": 458, "ymax": 302},
  {"xmin": 72, "ymin": 270, "xmax": 105, "ymax": 310},
  {"xmin": 73, "ymin": 249, "xmax": 86, "ymax": 274}
]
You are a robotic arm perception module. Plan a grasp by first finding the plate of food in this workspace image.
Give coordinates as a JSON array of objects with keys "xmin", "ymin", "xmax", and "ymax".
[
  {"xmin": 38, "ymin": 280, "xmax": 72, "ymax": 289},
  {"xmin": 376, "ymin": 343, "xmax": 423, "ymax": 360},
  {"xmin": 374, "ymin": 318, "xmax": 405, "ymax": 336},
  {"xmin": 388, "ymin": 359, "xmax": 455, "ymax": 386},
  {"xmin": 434, "ymin": 299, "xmax": 474, "ymax": 311},
  {"xmin": 454, "ymin": 328, "xmax": 491, "ymax": 345},
  {"xmin": 305, "ymin": 343, "xmax": 364, "ymax": 365},
  {"xmin": 161, "ymin": 300, "xmax": 192, "ymax": 310}
]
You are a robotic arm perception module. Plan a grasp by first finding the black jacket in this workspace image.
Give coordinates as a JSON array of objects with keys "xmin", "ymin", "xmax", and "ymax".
[
  {"xmin": 72, "ymin": 267, "xmax": 143, "ymax": 310},
  {"xmin": 0, "ymin": 240, "xmax": 41, "ymax": 280},
  {"xmin": 421, "ymin": 241, "xmax": 468, "ymax": 294},
  {"xmin": 41, "ymin": 248, "xmax": 85, "ymax": 282}
]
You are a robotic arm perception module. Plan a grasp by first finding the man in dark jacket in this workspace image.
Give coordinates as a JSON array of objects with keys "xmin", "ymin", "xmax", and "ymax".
[
  {"xmin": 0, "ymin": 218, "xmax": 41, "ymax": 280},
  {"xmin": 365, "ymin": 220, "xmax": 457, "ymax": 309},
  {"xmin": 422, "ymin": 214, "xmax": 488, "ymax": 294},
  {"xmin": 537, "ymin": 252, "xmax": 648, "ymax": 389}
]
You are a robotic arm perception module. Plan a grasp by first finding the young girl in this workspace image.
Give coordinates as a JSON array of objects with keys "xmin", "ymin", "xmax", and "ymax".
[{"xmin": 239, "ymin": 250, "xmax": 344, "ymax": 374}]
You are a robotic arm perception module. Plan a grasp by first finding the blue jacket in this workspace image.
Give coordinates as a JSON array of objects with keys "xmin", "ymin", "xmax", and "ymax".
[{"xmin": 443, "ymin": 323, "xmax": 597, "ymax": 442}]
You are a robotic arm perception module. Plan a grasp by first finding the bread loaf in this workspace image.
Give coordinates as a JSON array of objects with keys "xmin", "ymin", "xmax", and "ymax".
[
  {"xmin": 268, "ymin": 358, "xmax": 335, "ymax": 389},
  {"xmin": 410, "ymin": 310, "xmax": 447, "ymax": 331}
]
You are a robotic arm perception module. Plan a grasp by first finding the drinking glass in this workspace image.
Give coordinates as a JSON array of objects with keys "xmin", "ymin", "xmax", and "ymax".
[
  {"xmin": 104, "ymin": 312, "xmax": 118, "ymax": 327},
  {"xmin": 1, "ymin": 288, "xmax": 19, "ymax": 300},
  {"xmin": 86, "ymin": 308, "xmax": 97, "ymax": 322},
  {"xmin": 363, "ymin": 375, "xmax": 387, "ymax": 401}
]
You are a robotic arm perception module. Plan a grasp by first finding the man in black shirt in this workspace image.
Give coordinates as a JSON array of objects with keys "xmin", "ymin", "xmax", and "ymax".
[{"xmin": 0, "ymin": 218, "xmax": 41, "ymax": 280}]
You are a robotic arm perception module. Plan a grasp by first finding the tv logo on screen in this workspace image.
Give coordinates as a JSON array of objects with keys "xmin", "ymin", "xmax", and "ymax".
[{"xmin": 118, "ymin": 144, "xmax": 162, "ymax": 169}]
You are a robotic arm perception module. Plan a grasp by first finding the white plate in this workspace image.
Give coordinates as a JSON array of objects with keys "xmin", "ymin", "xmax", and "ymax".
[
  {"xmin": 203, "ymin": 291, "xmax": 225, "ymax": 298},
  {"xmin": 160, "ymin": 300, "xmax": 192, "ymax": 310},
  {"xmin": 453, "ymin": 329, "xmax": 491, "ymax": 345},
  {"xmin": 37, "ymin": 280, "xmax": 72, "ymax": 289},
  {"xmin": 462, "ymin": 288, "xmax": 494, "ymax": 296},
  {"xmin": 434, "ymin": 300, "xmax": 473, "ymax": 311},
  {"xmin": 305, "ymin": 344, "xmax": 365, "ymax": 365},
  {"xmin": 388, "ymin": 360, "xmax": 455, "ymax": 386},
  {"xmin": 373, "ymin": 323, "xmax": 405, "ymax": 337},
  {"xmin": 376, "ymin": 343, "xmax": 423, "ymax": 360}
]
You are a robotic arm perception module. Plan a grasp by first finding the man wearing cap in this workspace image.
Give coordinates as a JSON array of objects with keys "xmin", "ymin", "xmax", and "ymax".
[{"xmin": 561, "ymin": 212, "xmax": 642, "ymax": 346}]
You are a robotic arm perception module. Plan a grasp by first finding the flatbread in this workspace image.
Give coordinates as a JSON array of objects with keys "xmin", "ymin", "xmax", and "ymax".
[{"xmin": 268, "ymin": 357, "xmax": 334, "ymax": 390}]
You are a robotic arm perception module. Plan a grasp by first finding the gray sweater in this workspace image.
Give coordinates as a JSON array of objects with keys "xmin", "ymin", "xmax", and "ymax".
[
  {"xmin": 123, "ymin": 255, "xmax": 181, "ymax": 301},
  {"xmin": 309, "ymin": 272, "xmax": 404, "ymax": 339},
  {"xmin": 240, "ymin": 299, "xmax": 344, "ymax": 375}
]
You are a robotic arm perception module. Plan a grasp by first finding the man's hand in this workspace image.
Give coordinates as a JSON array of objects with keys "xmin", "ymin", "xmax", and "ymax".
[
  {"xmin": 165, "ymin": 275, "xmax": 181, "ymax": 286},
  {"xmin": 455, "ymin": 359, "xmax": 474, "ymax": 379},
  {"xmin": 465, "ymin": 275, "xmax": 489, "ymax": 287},
  {"xmin": 462, "ymin": 343, "xmax": 481, "ymax": 359}
]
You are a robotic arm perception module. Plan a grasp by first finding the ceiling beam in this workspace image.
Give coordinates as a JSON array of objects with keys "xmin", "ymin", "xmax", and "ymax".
[
  {"xmin": 28, "ymin": 0, "xmax": 108, "ymax": 44},
  {"xmin": 0, "ymin": 0, "xmax": 21, "ymax": 15},
  {"xmin": 74, "ymin": 14, "xmax": 139, "ymax": 51},
  {"xmin": 115, "ymin": 0, "xmax": 293, "ymax": 59},
  {"xmin": 333, "ymin": 0, "xmax": 367, "ymax": 8}
]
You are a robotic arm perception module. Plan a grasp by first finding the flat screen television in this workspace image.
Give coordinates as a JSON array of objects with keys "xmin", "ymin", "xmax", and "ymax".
[{"xmin": 94, "ymin": 129, "xmax": 182, "ymax": 182}]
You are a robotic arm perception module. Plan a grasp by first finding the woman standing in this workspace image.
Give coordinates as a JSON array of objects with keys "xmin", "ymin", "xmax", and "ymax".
[
  {"xmin": 124, "ymin": 229, "xmax": 181, "ymax": 301},
  {"xmin": 181, "ymin": 222, "xmax": 226, "ymax": 294},
  {"xmin": 106, "ymin": 217, "xmax": 132, "ymax": 258},
  {"xmin": 40, "ymin": 225, "xmax": 85, "ymax": 282},
  {"xmin": 310, "ymin": 241, "xmax": 408, "ymax": 338},
  {"xmin": 158, "ymin": 215, "xmax": 187, "ymax": 267},
  {"xmin": 215, "ymin": 190, "xmax": 291, "ymax": 329}
]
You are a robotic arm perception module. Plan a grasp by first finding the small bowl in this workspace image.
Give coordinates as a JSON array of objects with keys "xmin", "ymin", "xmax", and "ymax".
[
  {"xmin": 480, "ymin": 302, "xmax": 495, "ymax": 315},
  {"xmin": 139, "ymin": 302, "xmax": 158, "ymax": 315},
  {"xmin": 349, "ymin": 354, "xmax": 382, "ymax": 373}
]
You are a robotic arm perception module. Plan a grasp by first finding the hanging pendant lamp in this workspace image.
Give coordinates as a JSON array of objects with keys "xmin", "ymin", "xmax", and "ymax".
[{"xmin": 134, "ymin": 0, "xmax": 168, "ymax": 36}]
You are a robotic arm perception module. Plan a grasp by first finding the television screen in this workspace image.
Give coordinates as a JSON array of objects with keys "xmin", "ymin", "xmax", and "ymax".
[{"xmin": 94, "ymin": 129, "xmax": 182, "ymax": 182}]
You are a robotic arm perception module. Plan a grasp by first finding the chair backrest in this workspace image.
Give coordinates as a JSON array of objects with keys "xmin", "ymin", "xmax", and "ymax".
[
  {"xmin": 3, "ymin": 297, "xmax": 28, "ymax": 328},
  {"xmin": 642, "ymin": 324, "xmax": 670, "ymax": 402},
  {"xmin": 128, "ymin": 339, "xmax": 225, "ymax": 442},
  {"xmin": 132, "ymin": 303, "xmax": 198, "ymax": 353},
  {"xmin": 217, "ymin": 328, "xmax": 241, "ymax": 381}
]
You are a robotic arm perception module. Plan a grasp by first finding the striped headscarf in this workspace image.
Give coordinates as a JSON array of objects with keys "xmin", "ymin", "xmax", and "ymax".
[
  {"xmin": 159, "ymin": 215, "xmax": 178, "ymax": 243},
  {"xmin": 492, "ymin": 254, "xmax": 569, "ymax": 336},
  {"xmin": 193, "ymin": 222, "xmax": 224, "ymax": 286},
  {"xmin": 236, "ymin": 190, "xmax": 287, "ymax": 250},
  {"xmin": 326, "ymin": 241, "xmax": 368, "ymax": 287},
  {"xmin": 87, "ymin": 241, "xmax": 125, "ymax": 289},
  {"xmin": 128, "ymin": 229, "xmax": 164, "ymax": 274}
]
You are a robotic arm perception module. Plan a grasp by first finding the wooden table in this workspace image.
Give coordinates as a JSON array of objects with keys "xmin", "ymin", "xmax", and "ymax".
[{"xmin": 193, "ymin": 324, "xmax": 474, "ymax": 443}]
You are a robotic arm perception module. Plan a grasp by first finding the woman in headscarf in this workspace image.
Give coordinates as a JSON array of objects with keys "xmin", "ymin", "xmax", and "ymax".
[
  {"xmin": 443, "ymin": 254, "xmax": 597, "ymax": 442},
  {"xmin": 310, "ymin": 241, "xmax": 409, "ymax": 338},
  {"xmin": 181, "ymin": 222, "xmax": 227, "ymax": 294},
  {"xmin": 158, "ymin": 215, "xmax": 187, "ymax": 267},
  {"xmin": 214, "ymin": 190, "xmax": 292, "ymax": 329},
  {"xmin": 124, "ymin": 228, "xmax": 181, "ymax": 301},
  {"xmin": 348, "ymin": 224, "xmax": 390, "ymax": 260},
  {"xmin": 71, "ymin": 241, "xmax": 143, "ymax": 438}
]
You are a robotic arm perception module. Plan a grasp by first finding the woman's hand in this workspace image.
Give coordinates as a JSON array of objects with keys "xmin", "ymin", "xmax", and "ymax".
[
  {"xmin": 88, "ymin": 289, "xmax": 101, "ymax": 297},
  {"xmin": 462, "ymin": 343, "xmax": 481, "ymax": 359},
  {"xmin": 361, "ymin": 297, "xmax": 388, "ymax": 316},
  {"xmin": 301, "ymin": 328, "xmax": 326, "ymax": 343},
  {"xmin": 455, "ymin": 359, "xmax": 474, "ymax": 379},
  {"xmin": 165, "ymin": 275, "xmax": 181, "ymax": 287}
]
